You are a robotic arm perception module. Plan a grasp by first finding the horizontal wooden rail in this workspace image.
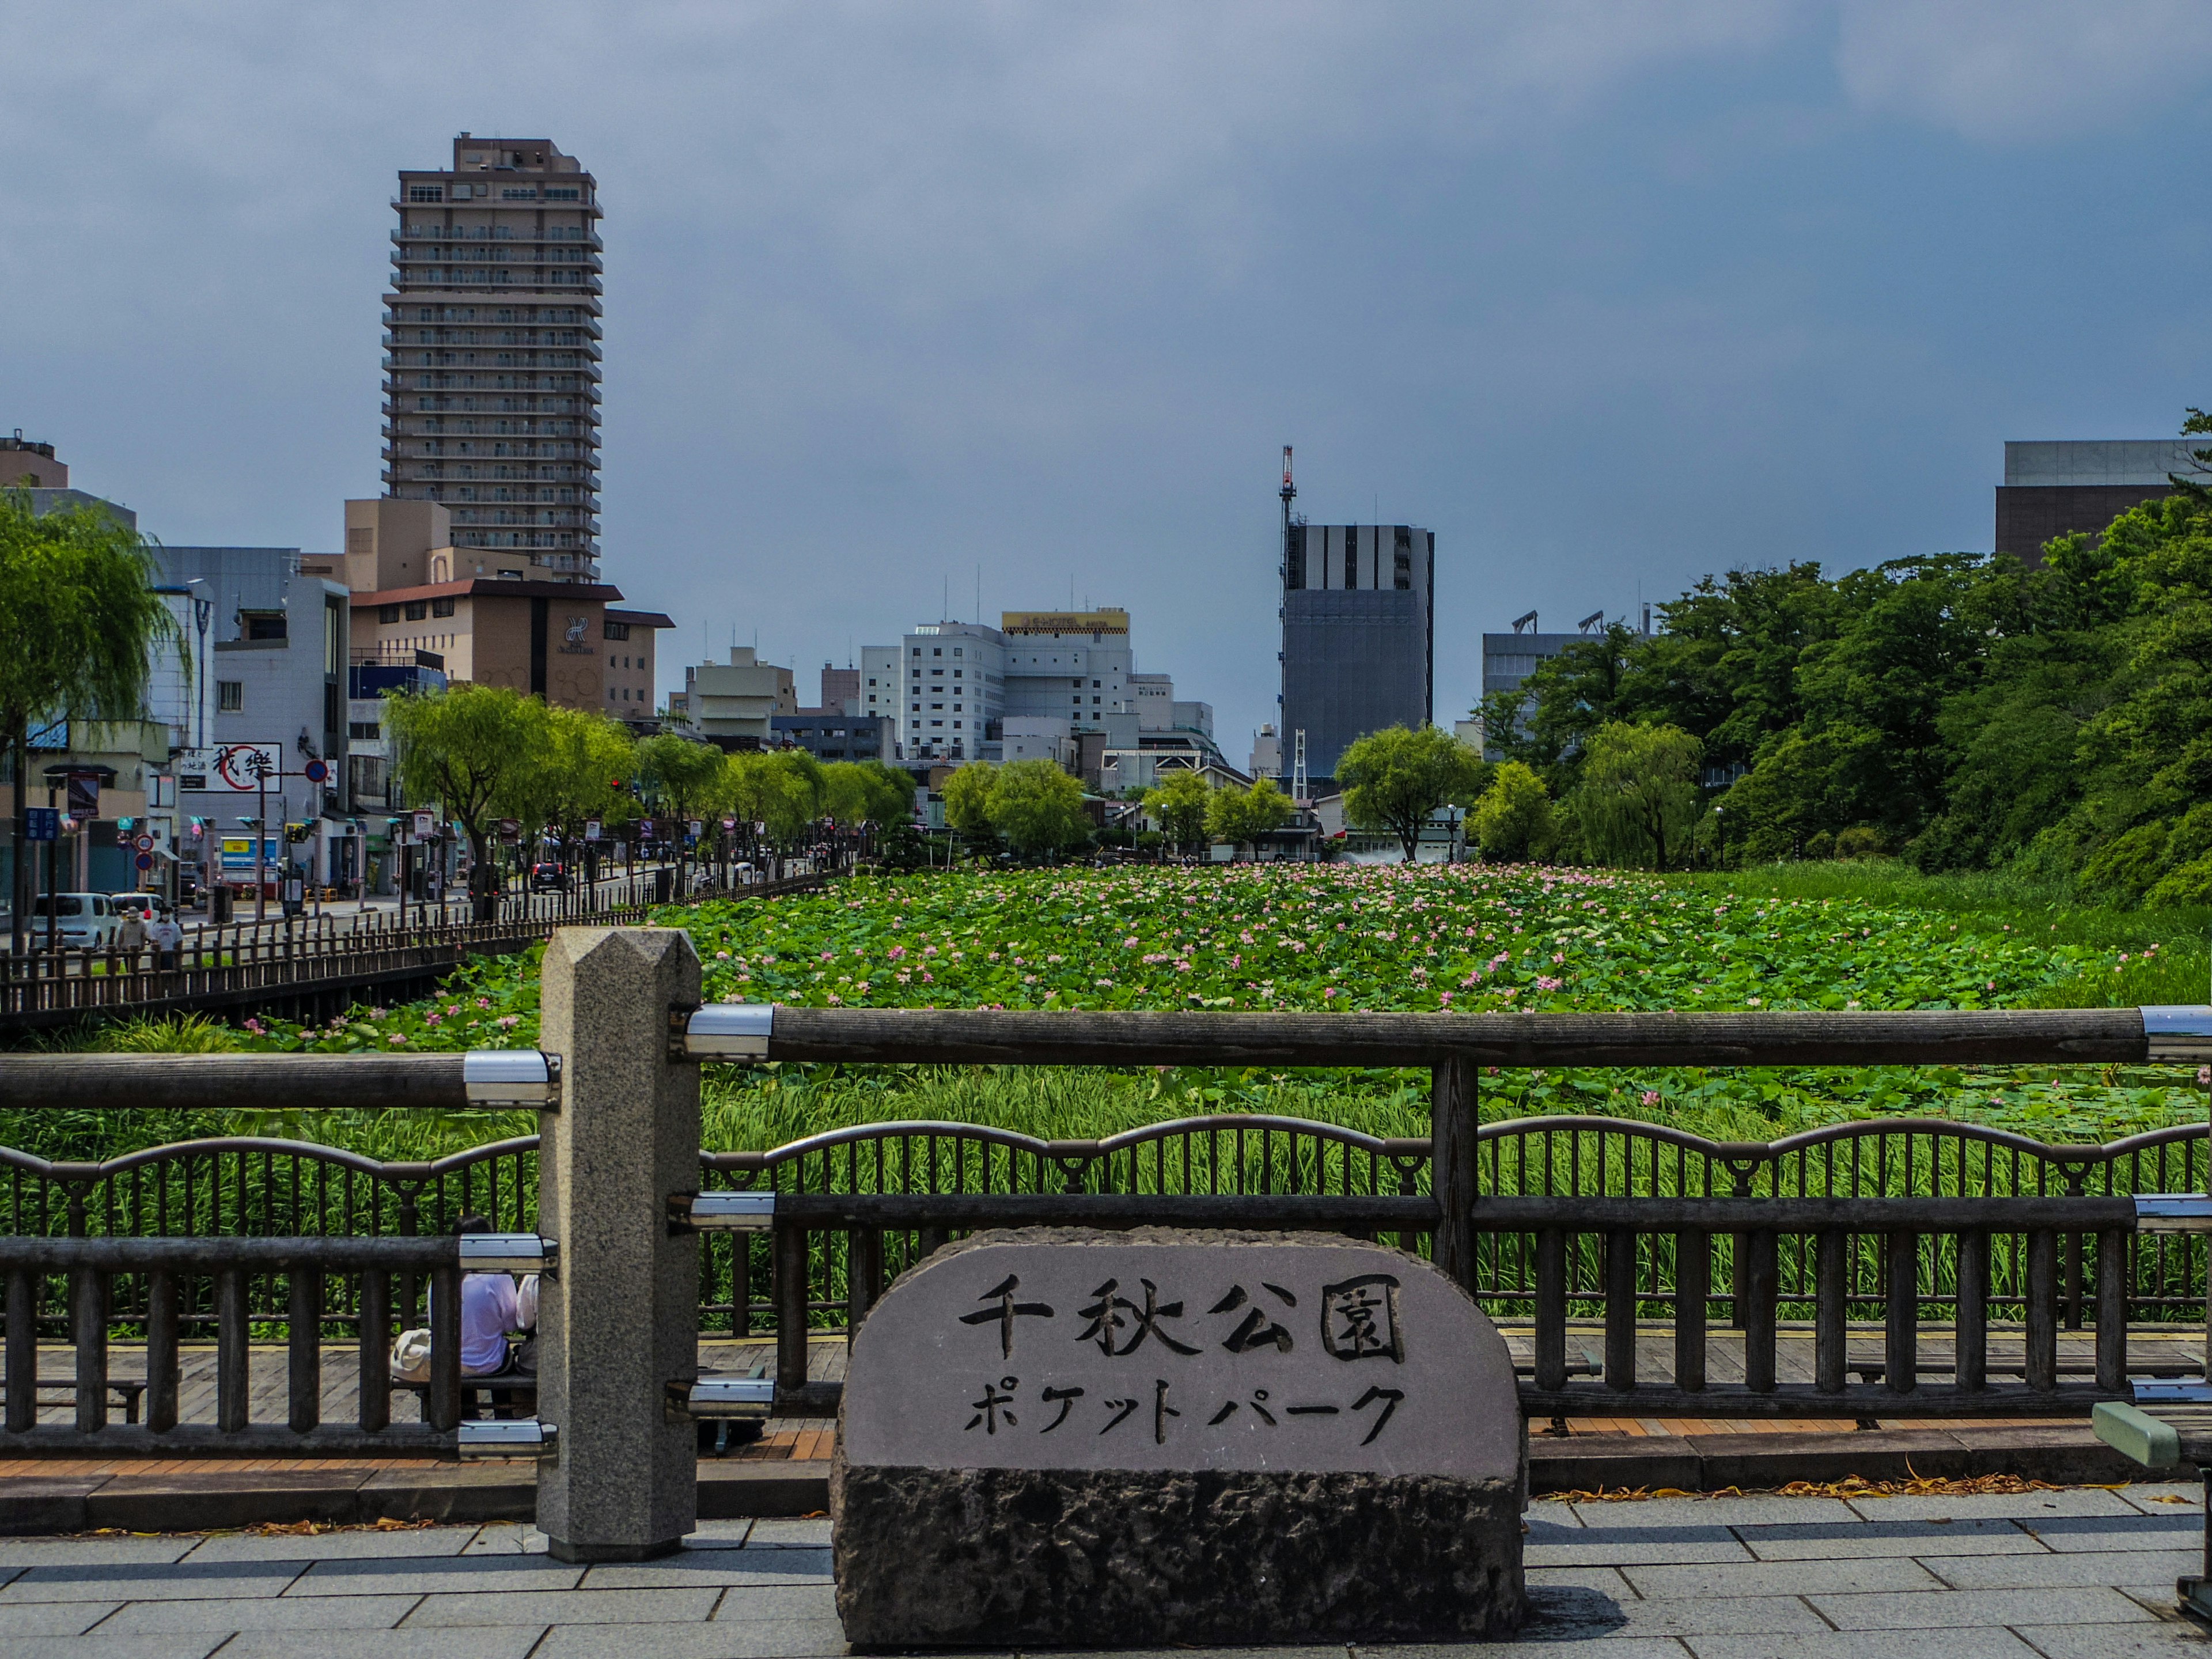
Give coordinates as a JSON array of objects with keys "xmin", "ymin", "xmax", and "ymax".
[
  {"xmin": 0, "ymin": 1236, "xmax": 457, "ymax": 1270},
  {"xmin": 0, "ymin": 1054, "xmax": 469, "ymax": 1113},
  {"xmin": 1516, "ymin": 1383, "xmax": 2120, "ymax": 1419},
  {"xmin": 771, "ymin": 1193, "xmax": 1440, "ymax": 1229},
  {"xmin": 1474, "ymin": 1195, "xmax": 2143, "ymax": 1232},
  {"xmin": 0, "ymin": 1425, "xmax": 457, "ymax": 1457},
  {"xmin": 762, "ymin": 1006, "xmax": 2154, "ymax": 1067},
  {"xmin": 1, "ymin": 1005, "xmax": 2184, "ymax": 1111}
]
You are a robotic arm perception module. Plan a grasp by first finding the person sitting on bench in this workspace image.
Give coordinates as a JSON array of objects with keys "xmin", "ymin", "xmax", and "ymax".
[{"xmin": 457, "ymin": 1214, "xmax": 529, "ymax": 1380}]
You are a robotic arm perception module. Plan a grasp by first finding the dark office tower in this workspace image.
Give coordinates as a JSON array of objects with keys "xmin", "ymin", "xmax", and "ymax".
[
  {"xmin": 384, "ymin": 135, "xmax": 603, "ymax": 581},
  {"xmin": 1280, "ymin": 522, "xmax": 1435, "ymax": 786}
]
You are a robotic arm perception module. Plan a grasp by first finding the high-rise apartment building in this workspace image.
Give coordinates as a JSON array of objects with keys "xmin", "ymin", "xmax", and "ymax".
[
  {"xmin": 383, "ymin": 135, "xmax": 603, "ymax": 582},
  {"xmin": 1279, "ymin": 523, "xmax": 1435, "ymax": 785}
]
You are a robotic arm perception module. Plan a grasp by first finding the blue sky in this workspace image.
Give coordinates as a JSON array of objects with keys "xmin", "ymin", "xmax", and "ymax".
[{"xmin": 5, "ymin": 2, "xmax": 2212, "ymax": 760}]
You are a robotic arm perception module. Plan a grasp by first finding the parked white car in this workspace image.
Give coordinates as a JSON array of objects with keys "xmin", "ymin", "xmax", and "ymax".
[{"xmin": 28, "ymin": 893, "xmax": 124, "ymax": 948}]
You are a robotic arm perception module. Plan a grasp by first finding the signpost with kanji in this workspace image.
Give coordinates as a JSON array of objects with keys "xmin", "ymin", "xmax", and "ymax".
[{"xmin": 830, "ymin": 1228, "xmax": 1527, "ymax": 1647}]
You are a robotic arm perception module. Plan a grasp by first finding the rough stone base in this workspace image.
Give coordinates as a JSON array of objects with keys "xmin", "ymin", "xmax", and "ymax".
[{"xmin": 831, "ymin": 1457, "xmax": 1525, "ymax": 1648}]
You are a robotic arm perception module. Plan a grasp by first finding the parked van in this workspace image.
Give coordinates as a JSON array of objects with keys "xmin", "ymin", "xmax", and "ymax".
[{"xmin": 29, "ymin": 893, "xmax": 123, "ymax": 948}]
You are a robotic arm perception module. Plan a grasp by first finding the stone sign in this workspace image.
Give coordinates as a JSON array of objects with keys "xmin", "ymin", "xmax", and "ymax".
[{"xmin": 832, "ymin": 1228, "xmax": 1526, "ymax": 1647}]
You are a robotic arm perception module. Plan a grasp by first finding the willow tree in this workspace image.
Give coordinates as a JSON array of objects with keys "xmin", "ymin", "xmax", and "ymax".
[
  {"xmin": 0, "ymin": 491, "xmax": 181, "ymax": 953},
  {"xmin": 384, "ymin": 683, "xmax": 547, "ymax": 919}
]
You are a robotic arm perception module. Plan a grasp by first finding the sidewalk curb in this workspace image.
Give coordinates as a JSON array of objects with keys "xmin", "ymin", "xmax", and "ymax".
[{"xmin": 0, "ymin": 1427, "xmax": 2150, "ymax": 1534}]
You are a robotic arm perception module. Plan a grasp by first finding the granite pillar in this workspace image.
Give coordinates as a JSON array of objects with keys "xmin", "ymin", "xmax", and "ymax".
[{"xmin": 536, "ymin": 926, "xmax": 702, "ymax": 1562}]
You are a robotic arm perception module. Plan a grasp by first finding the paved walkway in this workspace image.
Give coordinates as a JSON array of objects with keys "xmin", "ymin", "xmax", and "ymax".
[{"xmin": 0, "ymin": 1485, "xmax": 2203, "ymax": 1657}]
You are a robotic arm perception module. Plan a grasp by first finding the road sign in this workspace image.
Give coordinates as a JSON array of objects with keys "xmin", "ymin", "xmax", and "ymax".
[
  {"xmin": 412, "ymin": 810, "xmax": 437, "ymax": 840},
  {"xmin": 204, "ymin": 743, "xmax": 283, "ymax": 793},
  {"xmin": 498, "ymin": 818, "xmax": 521, "ymax": 840},
  {"xmin": 584, "ymin": 819, "xmax": 602, "ymax": 842},
  {"xmin": 134, "ymin": 853, "xmax": 155, "ymax": 872},
  {"xmin": 24, "ymin": 808, "xmax": 58, "ymax": 842},
  {"xmin": 133, "ymin": 834, "xmax": 156, "ymax": 853},
  {"xmin": 302, "ymin": 758, "xmax": 331, "ymax": 785}
]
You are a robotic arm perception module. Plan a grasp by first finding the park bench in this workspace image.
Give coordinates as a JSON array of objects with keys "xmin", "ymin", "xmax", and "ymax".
[{"xmin": 2090, "ymin": 1194, "xmax": 2212, "ymax": 1626}]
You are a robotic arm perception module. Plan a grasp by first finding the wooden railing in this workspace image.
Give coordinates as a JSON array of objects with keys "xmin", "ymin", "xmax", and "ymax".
[
  {"xmin": 0, "ymin": 1002, "xmax": 2204, "ymax": 1448},
  {"xmin": 0, "ymin": 871, "xmax": 825, "ymax": 1029}
]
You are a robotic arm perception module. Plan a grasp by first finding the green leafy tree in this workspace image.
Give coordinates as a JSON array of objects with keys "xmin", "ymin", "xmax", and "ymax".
[
  {"xmin": 821, "ymin": 760, "xmax": 913, "ymax": 828},
  {"xmin": 718, "ymin": 749, "xmax": 826, "ymax": 847},
  {"xmin": 1571, "ymin": 722, "xmax": 1704, "ymax": 870},
  {"xmin": 1143, "ymin": 768, "xmax": 1213, "ymax": 853},
  {"xmin": 987, "ymin": 759, "xmax": 1091, "ymax": 858},
  {"xmin": 1204, "ymin": 777, "xmax": 1292, "ymax": 857},
  {"xmin": 1335, "ymin": 726, "xmax": 1488, "ymax": 862},
  {"xmin": 940, "ymin": 761, "xmax": 998, "ymax": 841},
  {"xmin": 1471, "ymin": 760, "xmax": 1554, "ymax": 862},
  {"xmin": 511, "ymin": 705, "xmax": 635, "ymax": 843},
  {"xmin": 0, "ymin": 491, "xmax": 182, "ymax": 950},
  {"xmin": 384, "ymin": 684, "xmax": 548, "ymax": 919},
  {"xmin": 635, "ymin": 733, "xmax": 722, "ymax": 824}
]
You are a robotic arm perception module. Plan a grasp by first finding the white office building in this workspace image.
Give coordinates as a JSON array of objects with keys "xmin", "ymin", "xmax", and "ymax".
[{"xmin": 896, "ymin": 622, "xmax": 1004, "ymax": 764}]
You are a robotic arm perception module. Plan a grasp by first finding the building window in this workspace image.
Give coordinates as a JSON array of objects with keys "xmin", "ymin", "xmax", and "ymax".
[
  {"xmin": 603, "ymin": 619, "xmax": 630, "ymax": 641},
  {"xmin": 1286, "ymin": 524, "xmax": 1306, "ymax": 590},
  {"xmin": 1344, "ymin": 528, "xmax": 1358, "ymax": 589},
  {"xmin": 378, "ymin": 604, "xmax": 401, "ymax": 624},
  {"xmin": 244, "ymin": 612, "xmax": 287, "ymax": 641},
  {"xmin": 217, "ymin": 681, "xmax": 244, "ymax": 713},
  {"xmin": 431, "ymin": 597, "xmax": 455, "ymax": 618},
  {"xmin": 404, "ymin": 601, "xmax": 429, "ymax": 621},
  {"xmin": 1394, "ymin": 526, "xmax": 1413, "ymax": 590},
  {"xmin": 408, "ymin": 184, "xmax": 444, "ymax": 203},
  {"xmin": 349, "ymin": 721, "xmax": 380, "ymax": 740}
]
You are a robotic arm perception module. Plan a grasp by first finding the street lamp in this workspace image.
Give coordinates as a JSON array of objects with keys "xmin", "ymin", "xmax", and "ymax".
[{"xmin": 1714, "ymin": 805, "xmax": 1725, "ymax": 870}]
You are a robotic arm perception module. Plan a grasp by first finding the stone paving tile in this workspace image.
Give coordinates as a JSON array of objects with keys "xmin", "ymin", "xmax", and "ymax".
[
  {"xmin": 1846, "ymin": 1489, "xmax": 2139, "ymax": 1522},
  {"xmin": 1354, "ymin": 1645, "xmax": 1686, "ymax": 1659},
  {"xmin": 2116, "ymin": 1484, "xmax": 2204, "ymax": 1514},
  {"xmin": 1622, "ymin": 1558, "xmax": 1944, "ymax": 1600},
  {"xmin": 742, "ymin": 1518, "xmax": 832, "ymax": 1548},
  {"xmin": 711, "ymin": 1584, "xmax": 841, "ymax": 1622},
  {"xmin": 1522, "ymin": 1584, "xmax": 1830, "ymax": 1639},
  {"xmin": 1567, "ymin": 1498, "xmax": 1861, "ymax": 1529},
  {"xmin": 0, "ymin": 1599, "xmax": 122, "ymax": 1635},
  {"xmin": 187, "ymin": 1528, "xmax": 477, "ymax": 1563},
  {"xmin": 286, "ymin": 1554, "xmax": 584, "ymax": 1596},
  {"xmin": 1683, "ymin": 1633, "xmax": 2041, "ymax": 1659},
  {"xmin": 585, "ymin": 1552, "xmax": 834, "ymax": 1590},
  {"xmin": 0, "ymin": 1638, "xmax": 227, "ymax": 1659},
  {"xmin": 1528, "ymin": 1523, "xmax": 1752, "ymax": 1569},
  {"xmin": 460, "ymin": 1522, "xmax": 548, "ymax": 1555},
  {"xmin": 219, "ymin": 1630, "xmax": 545, "ymax": 1659},
  {"xmin": 0, "ymin": 1559, "xmax": 305, "ymax": 1603},
  {"xmin": 1806, "ymin": 1587, "xmax": 2159, "ymax": 1629},
  {"xmin": 533, "ymin": 1622, "xmax": 853, "ymax": 1659},
  {"xmin": 1924, "ymin": 1551, "xmax": 2199, "ymax": 1590},
  {"xmin": 0, "ymin": 1539, "xmax": 198, "ymax": 1569},
  {"xmin": 1731, "ymin": 1518, "xmax": 2042, "ymax": 1560},
  {"xmin": 402, "ymin": 1585, "xmax": 724, "ymax": 1626},
  {"xmin": 97, "ymin": 1591, "xmax": 423, "ymax": 1632},
  {"xmin": 2013, "ymin": 1514, "xmax": 2202, "ymax": 1554},
  {"xmin": 685, "ymin": 1531, "xmax": 756, "ymax": 1557},
  {"xmin": 2013, "ymin": 1623, "xmax": 2212, "ymax": 1658}
]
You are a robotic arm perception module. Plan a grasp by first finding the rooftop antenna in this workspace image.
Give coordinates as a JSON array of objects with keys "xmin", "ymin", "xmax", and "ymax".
[{"xmin": 975, "ymin": 565, "xmax": 981, "ymax": 627}]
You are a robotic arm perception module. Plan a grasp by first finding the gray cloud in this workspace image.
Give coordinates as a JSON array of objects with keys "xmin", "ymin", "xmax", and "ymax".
[{"xmin": 5, "ymin": 2, "xmax": 2212, "ymax": 752}]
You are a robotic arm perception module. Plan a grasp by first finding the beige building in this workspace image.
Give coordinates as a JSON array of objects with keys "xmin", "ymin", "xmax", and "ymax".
[
  {"xmin": 383, "ymin": 135, "xmax": 603, "ymax": 581},
  {"xmin": 344, "ymin": 498, "xmax": 666, "ymax": 714},
  {"xmin": 674, "ymin": 647, "xmax": 797, "ymax": 748}
]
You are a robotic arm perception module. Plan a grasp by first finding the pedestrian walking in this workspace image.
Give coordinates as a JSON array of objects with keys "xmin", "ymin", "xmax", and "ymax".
[
  {"xmin": 150, "ymin": 912, "xmax": 183, "ymax": 972},
  {"xmin": 115, "ymin": 904, "xmax": 147, "ymax": 965}
]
